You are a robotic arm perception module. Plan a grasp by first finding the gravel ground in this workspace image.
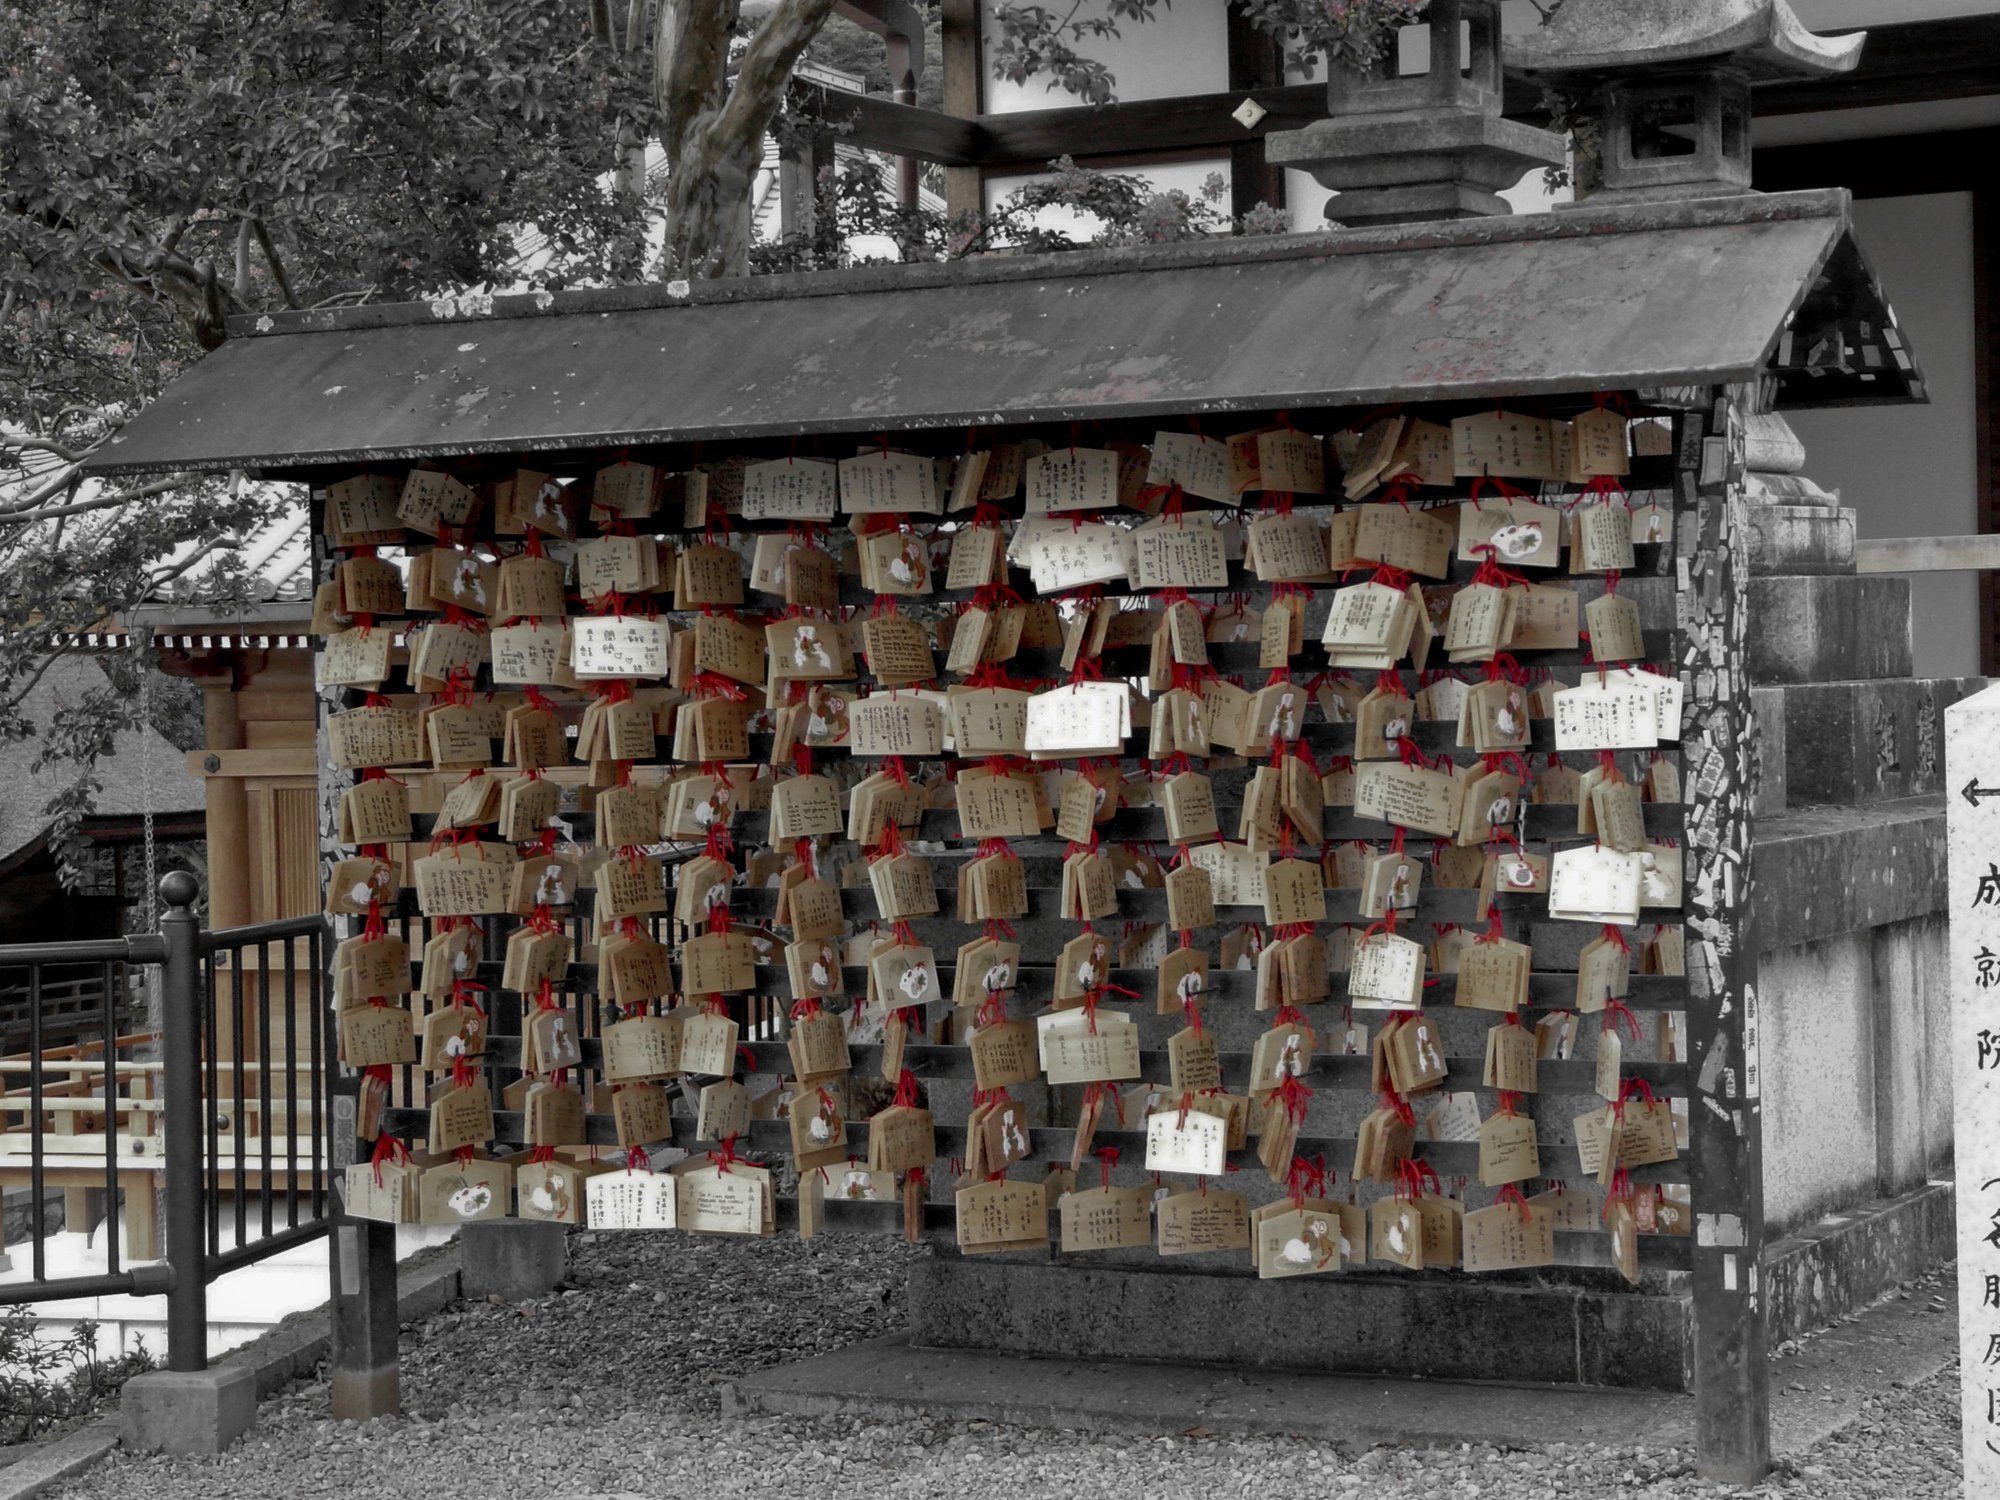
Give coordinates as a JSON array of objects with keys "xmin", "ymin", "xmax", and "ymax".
[{"xmin": 46, "ymin": 1232, "xmax": 1962, "ymax": 1500}]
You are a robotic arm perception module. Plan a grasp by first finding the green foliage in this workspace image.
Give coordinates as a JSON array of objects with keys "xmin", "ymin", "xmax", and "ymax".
[
  {"xmin": 751, "ymin": 153, "xmax": 1282, "ymax": 274},
  {"xmin": 3, "ymin": 0, "xmax": 1535, "ymax": 874},
  {"xmin": 1538, "ymin": 85, "xmax": 1601, "ymax": 195},
  {"xmin": 805, "ymin": 3, "xmax": 948, "ymax": 108},
  {"xmin": 2, "ymin": 0, "xmax": 652, "ymax": 876},
  {"xmin": 991, "ymin": 0, "xmax": 1429, "ymax": 103},
  {"xmin": 0, "ymin": 1306, "xmax": 156, "ymax": 1443}
]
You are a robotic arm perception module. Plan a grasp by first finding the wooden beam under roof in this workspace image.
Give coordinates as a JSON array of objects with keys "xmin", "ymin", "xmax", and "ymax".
[{"xmin": 820, "ymin": 16, "xmax": 2000, "ymax": 172}]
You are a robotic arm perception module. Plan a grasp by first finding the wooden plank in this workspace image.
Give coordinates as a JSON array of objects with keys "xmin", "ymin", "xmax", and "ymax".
[
  {"xmin": 242, "ymin": 721, "xmax": 317, "ymax": 749},
  {"xmin": 185, "ymin": 747, "xmax": 316, "ymax": 777},
  {"xmin": 940, "ymin": 0, "xmax": 985, "ymax": 221},
  {"xmin": 831, "ymin": 20, "xmax": 2000, "ymax": 179},
  {"xmin": 1226, "ymin": 10, "xmax": 1289, "ymax": 222},
  {"xmin": 1979, "ymin": 183, "xmax": 1999, "ymax": 678},
  {"xmin": 802, "ymin": 83, "xmax": 981, "ymax": 167},
  {"xmin": 974, "ymin": 83, "xmax": 1326, "ymax": 170},
  {"xmin": 1857, "ymin": 535, "xmax": 2000, "ymax": 574}
]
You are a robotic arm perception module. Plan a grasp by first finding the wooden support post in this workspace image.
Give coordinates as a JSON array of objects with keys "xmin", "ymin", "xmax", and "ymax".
[
  {"xmin": 941, "ymin": 0, "xmax": 984, "ymax": 223},
  {"xmin": 1225, "ymin": 9, "xmax": 1287, "ymax": 222},
  {"xmin": 1974, "ymin": 182, "xmax": 2000, "ymax": 677},
  {"xmin": 312, "ymin": 520, "xmax": 402, "ymax": 1420},
  {"xmin": 329, "ymin": 1216, "xmax": 401, "ymax": 1419},
  {"xmin": 1677, "ymin": 390, "xmax": 1771, "ymax": 1485}
]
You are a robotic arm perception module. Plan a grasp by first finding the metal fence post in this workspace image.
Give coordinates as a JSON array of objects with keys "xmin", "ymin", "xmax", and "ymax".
[{"xmin": 158, "ymin": 870, "xmax": 208, "ymax": 1372}]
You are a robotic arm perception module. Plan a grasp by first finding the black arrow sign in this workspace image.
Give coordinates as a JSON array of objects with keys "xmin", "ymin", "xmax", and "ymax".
[{"xmin": 1963, "ymin": 779, "xmax": 2000, "ymax": 808}]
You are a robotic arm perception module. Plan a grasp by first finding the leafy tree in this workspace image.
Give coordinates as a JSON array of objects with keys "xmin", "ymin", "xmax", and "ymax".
[{"xmin": 2, "ymin": 0, "xmax": 1437, "ymax": 875}]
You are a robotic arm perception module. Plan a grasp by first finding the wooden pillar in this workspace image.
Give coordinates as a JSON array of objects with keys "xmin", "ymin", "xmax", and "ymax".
[
  {"xmin": 329, "ymin": 1217, "xmax": 401, "ymax": 1419},
  {"xmin": 1225, "ymin": 9, "xmax": 1287, "ymax": 222},
  {"xmin": 310, "ymin": 522, "xmax": 402, "ymax": 1420},
  {"xmin": 941, "ymin": 0, "xmax": 984, "ymax": 223},
  {"xmin": 1974, "ymin": 182, "xmax": 1999, "ymax": 677},
  {"xmin": 1678, "ymin": 389, "xmax": 1771, "ymax": 1485},
  {"xmin": 200, "ymin": 681, "xmax": 251, "ymax": 932}
]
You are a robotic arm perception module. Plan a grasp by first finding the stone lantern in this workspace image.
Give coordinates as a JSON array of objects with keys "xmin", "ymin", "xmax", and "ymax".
[
  {"xmin": 1509, "ymin": 0, "xmax": 1864, "ymax": 204},
  {"xmin": 1264, "ymin": 0, "xmax": 1566, "ymax": 226}
]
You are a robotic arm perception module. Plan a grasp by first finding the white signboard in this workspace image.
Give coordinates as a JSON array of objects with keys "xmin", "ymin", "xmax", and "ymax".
[{"xmin": 1947, "ymin": 682, "xmax": 2000, "ymax": 1496}]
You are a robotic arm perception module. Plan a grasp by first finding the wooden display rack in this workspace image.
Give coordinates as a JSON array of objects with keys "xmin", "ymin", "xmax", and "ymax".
[{"xmin": 79, "ymin": 186, "xmax": 1921, "ymax": 1480}]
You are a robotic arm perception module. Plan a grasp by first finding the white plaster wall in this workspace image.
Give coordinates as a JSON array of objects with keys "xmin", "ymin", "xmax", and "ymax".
[
  {"xmin": 1786, "ymin": 193, "xmax": 1980, "ymax": 682},
  {"xmin": 981, "ymin": 0, "xmax": 1228, "ymax": 111},
  {"xmin": 1759, "ymin": 932, "xmax": 1879, "ymax": 1232}
]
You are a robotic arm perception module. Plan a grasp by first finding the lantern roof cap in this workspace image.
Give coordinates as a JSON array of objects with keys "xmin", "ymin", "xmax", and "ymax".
[{"xmin": 1509, "ymin": 0, "xmax": 1864, "ymax": 82}]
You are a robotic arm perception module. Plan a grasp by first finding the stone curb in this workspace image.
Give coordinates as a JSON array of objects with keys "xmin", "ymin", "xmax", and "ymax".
[
  {"xmin": 0, "ymin": 1246, "xmax": 464, "ymax": 1500},
  {"xmin": 0, "ymin": 1424, "xmax": 120, "ymax": 1500}
]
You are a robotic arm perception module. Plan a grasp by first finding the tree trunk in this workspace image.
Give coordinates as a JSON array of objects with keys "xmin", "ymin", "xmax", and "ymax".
[
  {"xmin": 654, "ymin": 0, "xmax": 838, "ymax": 280},
  {"xmin": 663, "ymin": 131, "xmax": 758, "ymax": 280}
]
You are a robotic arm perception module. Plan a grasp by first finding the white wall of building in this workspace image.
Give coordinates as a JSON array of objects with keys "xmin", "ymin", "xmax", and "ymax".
[{"xmin": 1787, "ymin": 193, "xmax": 1981, "ymax": 681}]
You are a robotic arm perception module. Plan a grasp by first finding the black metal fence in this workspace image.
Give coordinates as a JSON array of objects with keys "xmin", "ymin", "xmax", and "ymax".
[{"xmin": 0, "ymin": 874, "xmax": 332, "ymax": 1374}]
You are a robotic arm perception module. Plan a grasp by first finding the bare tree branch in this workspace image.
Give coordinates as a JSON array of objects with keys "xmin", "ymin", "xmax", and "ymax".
[
  {"xmin": 233, "ymin": 214, "xmax": 253, "ymax": 304},
  {"xmin": 5, "ymin": 436, "xmax": 88, "ymax": 464},
  {"xmin": 252, "ymin": 219, "xmax": 299, "ymax": 308},
  {"xmin": 715, "ymin": 0, "xmax": 841, "ymax": 157},
  {"xmin": 145, "ymin": 536, "xmax": 238, "ymax": 590},
  {"xmin": 0, "ymin": 477, "xmax": 186, "ymax": 527},
  {"xmin": 0, "ymin": 650, "xmax": 77, "ymax": 716},
  {"xmin": 0, "ymin": 464, "xmax": 83, "ymax": 516}
]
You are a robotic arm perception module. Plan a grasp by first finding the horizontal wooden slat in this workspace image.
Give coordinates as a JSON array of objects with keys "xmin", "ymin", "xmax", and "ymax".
[
  {"xmin": 185, "ymin": 747, "xmax": 317, "ymax": 777},
  {"xmin": 460, "ymin": 1028, "xmax": 1687, "ymax": 1095},
  {"xmin": 465, "ymin": 963, "xmax": 1690, "ymax": 1012},
  {"xmin": 377, "ymin": 1109, "xmax": 1688, "ymax": 1188},
  {"xmin": 1856, "ymin": 534, "xmax": 2000, "ymax": 574}
]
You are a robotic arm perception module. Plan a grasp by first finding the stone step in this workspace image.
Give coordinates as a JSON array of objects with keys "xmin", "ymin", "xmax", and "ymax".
[
  {"xmin": 1746, "ymin": 574, "xmax": 1913, "ymax": 686},
  {"xmin": 1779, "ymin": 677, "xmax": 1980, "ymax": 808},
  {"xmin": 1751, "ymin": 795, "xmax": 1945, "ymax": 955},
  {"xmin": 1764, "ymin": 1183, "xmax": 1953, "ymax": 1349},
  {"xmin": 906, "ymin": 1255, "xmax": 1692, "ymax": 1390},
  {"xmin": 1751, "ymin": 685, "xmax": 1789, "ymax": 815},
  {"xmin": 1740, "ymin": 503, "xmax": 1855, "ymax": 577},
  {"xmin": 1619, "ymin": 574, "xmax": 1910, "ymax": 684}
]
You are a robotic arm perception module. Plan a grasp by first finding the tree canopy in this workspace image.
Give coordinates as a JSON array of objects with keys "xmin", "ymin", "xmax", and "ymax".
[{"xmin": 0, "ymin": 0, "xmax": 1436, "ymax": 875}]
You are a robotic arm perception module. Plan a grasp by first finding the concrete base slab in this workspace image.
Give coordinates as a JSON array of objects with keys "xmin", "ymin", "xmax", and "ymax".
[
  {"xmin": 727, "ymin": 1269, "xmax": 1957, "ymax": 1460},
  {"xmin": 729, "ymin": 1334, "xmax": 1690, "ymax": 1448},
  {"xmin": 906, "ymin": 1256, "xmax": 1691, "ymax": 1389},
  {"xmin": 118, "ymin": 1364, "xmax": 256, "ymax": 1456}
]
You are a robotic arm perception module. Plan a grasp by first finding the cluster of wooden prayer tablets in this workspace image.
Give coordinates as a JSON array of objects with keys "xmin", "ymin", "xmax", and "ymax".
[{"xmin": 323, "ymin": 399, "xmax": 1691, "ymax": 1280}]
